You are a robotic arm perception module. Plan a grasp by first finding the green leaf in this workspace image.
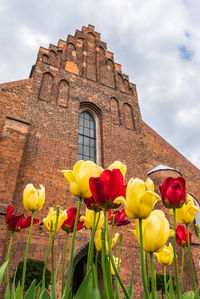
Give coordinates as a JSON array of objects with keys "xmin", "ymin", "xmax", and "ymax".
[
  {"xmin": 4, "ymin": 283, "xmax": 10, "ymax": 299},
  {"xmin": 122, "ymin": 270, "xmax": 134, "ymax": 299},
  {"xmin": 182, "ymin": 291, "xmax": 195, "ymax": 299},
  {"xmin": 11, "ymin": 266, "xmax": 18, "ymax": 299},
  {"xmin": 149, "ymin": 292, "xmax": 160, "ymax": 299},
  {"xmin": 101, "ymin": 291, "xmax": 107, "ymax": 299},
  {"xmin": 168, "ymin": 273, "xmax": 175, "ymax": 299},
  {"xmin": 24, "ymin": 279, "xmax": 36, "ymax": 299},
  {"xmin": 195, "ymin": 287, "xmax": 200, "ymax": 299},
  {"xmin": 0, "ymin": 260, "xmax": 9, "ymax": 285},
  {"xmin": 52, "ymin": 253, "xmax": 61, "ymax": 299},
  {"xmin": 39, "ymin": 289, "xmax": 52, "ymax": 299},
  {"xmin": 15, "ymin": 281, "xmax": 21, "ymax": 299},
  {"xmin": 74, "ymin": 270, "xmax": 93, "ymax": 299}
]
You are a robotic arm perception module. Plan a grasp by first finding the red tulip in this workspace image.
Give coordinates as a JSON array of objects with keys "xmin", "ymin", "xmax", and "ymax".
[
  {"xmin": 159, "ymin": 177, "xmax": 186, "ymax": 208},
  {"xmin": 176, "ymin": 224, "xmax": 192, "ymax": 247},
  {"xmin": 88, "ymin": 169, "xmax": 127, "ymax": 210},
  {"xmin": 6, "ymin": 204, "xmax": 39, "ymax": 232},
  {"xmin": 62, "ymin": 207, "xmax": 84, "ymax": 233},
  {"xmin": 108, "ymin": 209, "xmax": 130, "ymax": 226}
]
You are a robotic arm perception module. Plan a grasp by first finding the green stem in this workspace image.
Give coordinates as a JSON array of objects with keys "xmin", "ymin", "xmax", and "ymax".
[
  {"xmin": 186, "ymin": 224, "xmax": 196, "ymax": 292},
  {"xmin": 62, "ymin": 232, "xmax": 69, "ymax": 295},
  {"xmin": 173, "ymin": 208, "xmax": 181, "ymax": 299},
  {"xmin": 20, "ymin": 211, "xmax": 34, "ymax": 298},
  {"xmin": 101, "ymin": 227, "xmax": 110, "ymax": 299},
  {"xmin": 139, "ymin": 218, "xmax": 149, "ymax": 299},
  {"xmin": 6, "ymin": 231, "xmax": 14, "ymax": 286},
  {"xmin": 105, "ymin": 210, "xmax": 130, "ymax": 299},
  {"xmin": 94, "ymin": 250, "xmax": 99, "ymax": 289},
  {"xmin": 145, "ymin": 252, "xmax": 150, "ymax": 293},
  {"xmin": 87, "ymin": 211, "xmax": 97, "ymax": 273},
  {"xmin": 51, "ymin": 207, "xmax": 60, "ymax": 283},
  {"xmin": 180, "ymin": 247, "xmax": 184, "ymax": 294},
  {"xmin": 116, "ymin": 232, "xmax": 123, "ymax": 299},
  {"xmin": 65, "ymin": 198, "xmax": 82, "ymax": 296},
  {"xmin": 42, "ymin": 222, "xmax": 53, "ymax": 290},
  {"xmin": 150, "ymin": 253, "xmax": 155, "ymax": 299},
  {"xmin": 164, "ymin": 265, "xmax": 167, "ymax": 299}
]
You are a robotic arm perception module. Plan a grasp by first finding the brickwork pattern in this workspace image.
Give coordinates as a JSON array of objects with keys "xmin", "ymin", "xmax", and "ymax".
[{"xmin": 0, "ymin": 25, "xmax": 200, "ymax": 297}]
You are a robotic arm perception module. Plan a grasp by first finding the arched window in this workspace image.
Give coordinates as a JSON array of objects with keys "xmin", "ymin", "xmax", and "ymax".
[{"xmin": 78, "ymin": 111, "xmax": 96, "ymax": 162}]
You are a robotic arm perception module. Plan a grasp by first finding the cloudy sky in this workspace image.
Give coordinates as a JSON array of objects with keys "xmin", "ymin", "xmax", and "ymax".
[{"xmin": 0, "ymin": 0, "xmax": 200, "ymax": 169}]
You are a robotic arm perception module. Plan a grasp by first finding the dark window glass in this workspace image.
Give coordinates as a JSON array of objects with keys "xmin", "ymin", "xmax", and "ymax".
[{"xmin": 78, "ymin": 111, "xmax": 96, "ymax": 162}]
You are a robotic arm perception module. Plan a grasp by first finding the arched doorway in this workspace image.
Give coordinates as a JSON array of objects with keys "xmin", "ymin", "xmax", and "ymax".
[{"xmin": 71, "ymin": 243, "xmax": 103, "ymax": 295}]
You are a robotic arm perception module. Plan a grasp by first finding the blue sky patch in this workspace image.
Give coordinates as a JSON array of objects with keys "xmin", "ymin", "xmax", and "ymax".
[{"xmin": 179, "ymin": 45, "xmax": 193, "ymax": 60}]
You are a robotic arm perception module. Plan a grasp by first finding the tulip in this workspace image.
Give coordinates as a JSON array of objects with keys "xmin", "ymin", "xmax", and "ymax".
[
  {"xmin": 110, "ymin": 257, "xmax": 121, "ymax": 275},
  {"xmin": 89, "ymin": 169, "xmax": 127, "ymax": 210},
  {"xmin": 108, "ymin": 209, "xmax": 130, "ymax": 226},
  {"xmin": 6, "ymin": 204, "xmax": 39, "ymax": 232},
  {"xmin": 43, "ymin": 207, "xmax": 67, "ymax": 232},
  {"xmin": 159, "ymin": 177, "xmax": 186, "ymax": 209},
  {"xmin": 116, "ymin": 177, "xmax": 160, "ymax": 219},
  {"xmin": 62, "ymin": 207, "xmax": 84, "ymax": 233},
  {"xmin": 176, "ymin": 224, "xmax": 191, "ymax": 247},
  {"xmin": 108, "ymin": 161, "xmax": 127, "ymax": 178},
  {"xmin": 80, "ymin": 208, "xmax": 104, "ymax": 229},
  {"xmin": 173, "ymin": 194, "xmax": 199, "ymax": 224},
  {"xmin": 154, "ymin": 243, "xmax": 174, "ymax": 265},
  {"xmin": 61, "ymin": 160, "xmax": 103, "ymax": 199},
  {"xmin": 132, "ymin": 210, "xmax": 174, "ymax": 253},
  {"xmin": 95, "ymin": 229, "xmax": 119, "ymax": 252},
  {"xmin": 23, "ymin": 184, "xmax": 45, "ymax": 211}
]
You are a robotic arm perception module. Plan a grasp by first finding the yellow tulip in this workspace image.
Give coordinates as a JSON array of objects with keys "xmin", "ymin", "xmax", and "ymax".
[
  {"xmin": 62, "ymin": 160, "xmax": 103, "ymax": 198},
  {"xmin": 95, "ymin": 229, "xmax": 119, "ymax": 252},
  {"xmin": 80, "ymin": 208, "xmax": 104, "ymax": 230},
  {"xmin": 43, "ymin": 207, "xmax": 67, "ymax": 232},
  {"xmin": 23, "ymin": 184, "xmax": 45, "ymax": 211},
  {"xmin": 115, "ymin": 178, "xmax": 160, "ymax": 219},
  {"xmin": 108, "ymin": 161, "xmax": 127, "ymax": 179},
  {"xmin": 110, "ymin": 257, "xmax": 121, "ymax": 275},
  {"xmin": 171, "ymin": 194, "xmax": 199, "ymax": 224},
  {"xmin": 132, "ymin": 210, "xmax": 174, "ymax": 253},
  {"xmin": 154, "ymin": 243, "xmax": 174, "ymax": 265}
]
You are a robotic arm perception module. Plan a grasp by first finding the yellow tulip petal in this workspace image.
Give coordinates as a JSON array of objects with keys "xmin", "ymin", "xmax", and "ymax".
[
  {"xmin": 139, "ymin": 191, "xmax": 160, "ymax": 219},
  {"xmin": 145, "ymin": 178, "xmax": 154, "ymax": 192},
  {"xmin": 114, "ymin": 196, "xmax": 128, "ymax": 207},
  {"xmin": 73, "ymin": 160, "xmax": 84, "ymax": 175}
]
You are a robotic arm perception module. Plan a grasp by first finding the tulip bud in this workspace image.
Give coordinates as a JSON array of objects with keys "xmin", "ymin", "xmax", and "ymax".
[
  {"xmin": 159, "ymin": 177, "xmax": 186, "ymax": 209},
  {"xmin": 23, "ymin": 184, "xmax": 45, "ymax": 212}
]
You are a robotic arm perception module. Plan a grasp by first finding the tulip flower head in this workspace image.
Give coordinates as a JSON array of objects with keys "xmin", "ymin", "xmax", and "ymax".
[
  {"xmin": 62, "ymin": 207, "xmax": 84, "ymax": 233},
  {"xmin": 23, "ymin": 184, "xmax": 45, "ymax": 212},
  {"xmin": 80, "ymin": 208, "xmax": 104, "ymax": 230},
  {"xmin": 62, "ymin": 160, "xmax": 103, "ymax": 199},
  {"xmin": 176, "ymin": 224, "xmax": 192, "ymax": 247},
  {"xmin": 88, "ymin": 169, "xmax": 127, "ymax": 210},
  {"xmin": 43, "ymin": 207, "xmax": 67, "ymax": 232},
  {"xmin": 95, "ymin": 229, "xmax": 119, "ymax": 252},
  {"xmin": 154, "ymin": 243, "xmax": 174, "ymax": 265},
  {"xmin": 132, "ymin": 210, "xmax": 174, "ymax": 253},
  {"xmin": 159, "ymin": 177, "xmax": 186, "ymax": 209},
  {"xmin": 110, "ymin": 257, "xmax": 121, "ymax": 275},
  {"xmin": 115, "ymin": 177, "xmax": 160, "ymax": 219},
  {"xmin": 6, "ymin": 204, "xmax": 39, "ymax": 232},
  {"xmin": 173, "ymin": 194, "xmax": 199, "ymax": 224},
  {"xmin": 108, "ymin": 161, "xmax": 127, "ymax": 179},
  {"xmin": 108, "ymin": 209, "xmax": 130, "ymax": 226}
]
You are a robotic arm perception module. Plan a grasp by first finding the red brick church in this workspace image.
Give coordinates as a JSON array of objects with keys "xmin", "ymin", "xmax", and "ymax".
[{"xmin": 1, "ymin": 25, "xmax": 200, "ymax": 297}]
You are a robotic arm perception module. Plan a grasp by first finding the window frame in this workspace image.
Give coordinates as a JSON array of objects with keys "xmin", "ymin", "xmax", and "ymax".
[{"xmin": 77, "ymin": 109, "xmax": 99, "ymax": 164}]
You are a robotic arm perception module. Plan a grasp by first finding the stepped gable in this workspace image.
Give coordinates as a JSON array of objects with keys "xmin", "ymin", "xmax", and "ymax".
[{"xmin": 33, "ymin": 24, "xmax": 135, "ymax": 95}]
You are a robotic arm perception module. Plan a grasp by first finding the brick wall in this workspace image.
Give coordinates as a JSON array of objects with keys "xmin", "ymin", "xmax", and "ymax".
[{"xmin": 0, "ymin": 25, "xmax": 200, "ymax": 297}]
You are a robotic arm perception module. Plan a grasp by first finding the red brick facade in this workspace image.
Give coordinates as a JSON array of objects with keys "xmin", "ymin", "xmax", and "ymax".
[{"xmin": 0, "ymin": 25, "xmax": 200, "ymax": 297}]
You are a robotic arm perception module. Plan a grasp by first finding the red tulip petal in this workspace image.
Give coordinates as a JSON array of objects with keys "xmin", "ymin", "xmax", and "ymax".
[{"xmin": 6, "ymin": 205, "xmax": 14, "ymax": 224}]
